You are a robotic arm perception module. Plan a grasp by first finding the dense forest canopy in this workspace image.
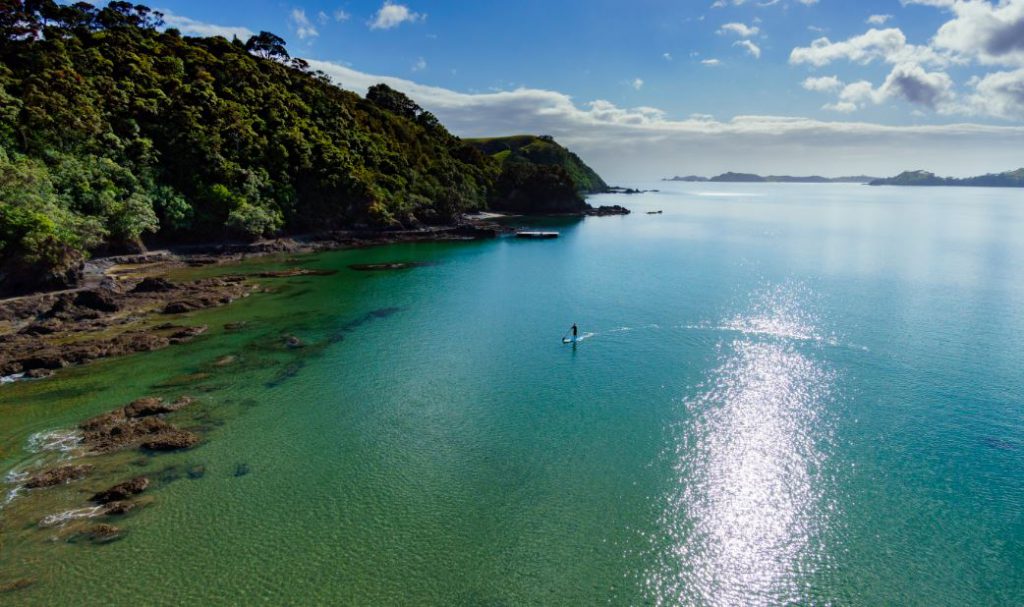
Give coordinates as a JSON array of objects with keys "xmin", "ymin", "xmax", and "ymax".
[{"xmin": 0, "ymin": 1, "xmax": 605, "ymax": 294}]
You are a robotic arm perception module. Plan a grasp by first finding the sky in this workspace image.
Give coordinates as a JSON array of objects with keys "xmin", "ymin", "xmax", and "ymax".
[{"xmin": 151, "ymin": 0, "xmax": 1024, "ymax": 180}]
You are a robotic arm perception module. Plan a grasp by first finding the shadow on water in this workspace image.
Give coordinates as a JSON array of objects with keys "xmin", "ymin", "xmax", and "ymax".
[{"xmin": 263, "ymin": 307, "xmax": 403, "ymax": 387}]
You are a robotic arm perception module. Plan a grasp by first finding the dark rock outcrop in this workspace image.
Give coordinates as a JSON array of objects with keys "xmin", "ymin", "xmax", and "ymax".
[
  {"xmin": 91, "ymin": 476, "xmax": 150, "ymax": 504},
  {"xmin": 141, "ymin": 430, "xmax": 200, "ymax": 451},
  {"xmin": 24, "ymin": 464, "xmax": 93, "ymax": 488}
]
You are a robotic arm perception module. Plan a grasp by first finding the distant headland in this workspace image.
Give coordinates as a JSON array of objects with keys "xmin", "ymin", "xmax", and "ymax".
[
  {"xmin": 868, "ymin": 169, "xmax": 1024, "ymax": 187},
  {"xmin": 662, "ymin": 173, "xmax": 877, "ymax": 184}
]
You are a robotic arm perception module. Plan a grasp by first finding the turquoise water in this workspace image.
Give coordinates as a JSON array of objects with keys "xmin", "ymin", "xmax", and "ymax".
[{"xmin": 2, "ymin": 183, "xmax": 1024, "ymax": 605}]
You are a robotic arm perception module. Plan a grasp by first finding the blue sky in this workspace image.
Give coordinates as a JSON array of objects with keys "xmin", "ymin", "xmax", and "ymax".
[{"xmin": 154, "ymin": 0, "xmax": 1024, "ymax": 179}]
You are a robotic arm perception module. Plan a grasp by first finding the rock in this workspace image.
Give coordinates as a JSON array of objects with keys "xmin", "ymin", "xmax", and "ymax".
[
  {"xmin": 234, "ymin": 463, "xmax": 251, "ymax": 477},
  {"xmin": 18, "ymin": 349, "xmax": 68, "ymax": 371},
  {"xmin": 284, "ymin": 335, "xmax": 305, "ymax": 349},
  {"xmin": 91, "ymin": 476, "xmax": 150, "ymax": 503},
  {"xmin": 70, "ymin": 524, "xmax": 124, "ymax": 544},
  {"xmin": 168, "ymin": 325, "xmax": 208, "ymax": 344},
  {"xmin": 123, "ymin": 397, "xmax": 172, "ymax": 418},
  {"xmin": 24, "ymin": 368, "xmax": 54, "ymax": 379},
  {"xmin": 257, "ymin": 268, "xmax": 337, "ymax": 278},
  {"xmin": 187, "ymin": 464, "xmax": 206, "ymax": 479},
  {"xmin": 584, "ymin": 204, "xmax": 631, "ymax": 216},
  {"xmin": 100, "ymin": 501, "xmax": 138, "ymax": 516},
  {"xmin": 163, "ymin": 301, "xmax": 197, "ymax": 314},
  {"xmin": 347, "ymin": 262, "xmax": 432, "ymax": 271},
  {"xmin": 131, "ymin": 277, "xmax": 176, "ymax": 293},
  {"xmin": 212, "ymin": 355, "xmax": 237, "ymax": 367},
  {"xmin": 141, "ymin": 430, "xmax": 200, "ymax": 451},
  {"xmin": 224, "ymin": 321, "xmax": 248, "ymax": 331},
  {"xmin": 24, "ymin": 464, "xmax": 93, "ymax": 488},
  {"xmin": 81, "ymin": 415, "xmax": 172, "ymax": 453},
  {"xmin": 73, "ymin": 289, "xmax": 123, "ymax": 312},
  {"xmin": 0, "ymin": 578, "xmax": 34, "ymax": 593},
  {"xmin": 18, "ymin": 319, "xmax": 64, "ymax": 336}
]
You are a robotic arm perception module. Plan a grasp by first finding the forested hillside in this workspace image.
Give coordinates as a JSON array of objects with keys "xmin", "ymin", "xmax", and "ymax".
[{"xmin": 0, "ymin": 2, "xmax": 605, "ymax": 294}]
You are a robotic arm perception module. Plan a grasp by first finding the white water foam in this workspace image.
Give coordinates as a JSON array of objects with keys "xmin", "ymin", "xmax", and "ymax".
[
  {"xmin": 38, "ymin": 506, "xmax": 105, "ymax": 528},
  {"xmin": 27, "ymin": 429, "xmax": 83, "ymax": 454},
  {"xmin": 0, "ymin": 373, "xmax": 25, "ymax": 385}
]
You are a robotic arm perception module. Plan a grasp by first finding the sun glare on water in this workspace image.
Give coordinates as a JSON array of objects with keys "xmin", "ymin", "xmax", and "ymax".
[{"xmin": 645, "ymin": 285, "xmax": 838, "ymax": 605}]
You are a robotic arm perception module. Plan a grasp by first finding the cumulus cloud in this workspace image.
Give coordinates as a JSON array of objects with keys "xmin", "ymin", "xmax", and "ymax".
[
  {"xmin": 878, "ymin": 62, "xmax": 955, "ymax": 108},
  {"xmin": 290, "ymin": 9, "xmax": 318, "ymax": 39},
  {"xmin": 966, "ymin": 67, "xmax": 1024, "ymax": 118},
  {"xmin": 370, "ymin": 2, "xmax": 424, "ymax": 30},
  {"xmin": 718, "ymin": 22, "xmax": 760, "ymax": 37},
  {"xmin": 802, "ymin": 75, "xmax": 843, "ymax": 92},
  {"xmin": 160, "ymin": 10, "xmax": 253, "ymax": 40},
  {"xmin": 632, "ymin": 78, "xmax": 644, "ymax": 90},
  {"xmin": 302, "ymin": 57, "xmax": 1024, "ymax": 179},
  {"xmin": 931, "ymin": 0, "xmax": 1024, "ymax": 66},
  {"xmin": 734, "ymin": 39, "xmax": 762, "ymax": 58},
  {"xmin": 411, "ymin": 57, "xmax": 427, "ymax": 72},
  {"xmin": 790, "ymin": 28, "xmax": 947, "ymax": 67},
  {"xmin": 866, "ymin": 14, "xmax": 892, "ymax": 25}
]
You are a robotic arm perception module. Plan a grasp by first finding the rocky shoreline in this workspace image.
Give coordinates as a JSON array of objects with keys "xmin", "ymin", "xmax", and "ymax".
[{"xmin": 0, "ymin": 223, "xmax": 509, "ymax": 383}]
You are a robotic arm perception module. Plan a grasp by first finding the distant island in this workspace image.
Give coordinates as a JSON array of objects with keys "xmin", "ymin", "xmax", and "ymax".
[
  {"xmin": 869, "ymin": 169, "xmax": 1024, "ymax": 187},
  {"xmin": 663, "ymin": 173, "xmax": 877, "ymax": 184}
]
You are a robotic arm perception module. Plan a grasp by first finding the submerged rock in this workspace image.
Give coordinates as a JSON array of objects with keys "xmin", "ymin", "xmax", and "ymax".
[
  {"xmin": 68, "ymin": 524, "xmax": 125, "ymax": 544},
  {"xmin": 348, "ymin": 262, "xmax": 431, "ymax": 271},
  {"xmin": 284, "ymin": 335, "xmax": 305, "ymax": 349},
  {"xmin": 91, "ymin": 476, "xmax": 150, "ymax": 504},
  {"xmin": 0, "ymin": 578, "xmax": 34, "ymax": 593},
  {"xmin": 24, "ymin": 464, "xmax": 93, "ymax": 489},
  {"xmin": 123, "ymin": 397, "xmax": 173, "ymax": 418},
  {"xmin": 141, "ymin": 430, "xmax": 200, "ymax": 451},
  {"xmin": 257, "ymin": 268, "xmax": 337, "ymax": 278},
  {"xmin": 233, "ymin": 463, "xmax": 251, "ymax": 477}
]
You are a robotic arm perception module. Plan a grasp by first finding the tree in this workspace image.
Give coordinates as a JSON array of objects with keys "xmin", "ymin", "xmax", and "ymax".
[
  {"xmin": 366, "ymin": 83, "xmax": 421, "ymax": 120},
  {"xmin": 245, "ymin": 31, "xmax": 288, "ymax": 61}
]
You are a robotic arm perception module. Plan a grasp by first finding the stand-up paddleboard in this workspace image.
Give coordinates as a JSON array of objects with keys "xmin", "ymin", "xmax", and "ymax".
[{"xmin": 562, "ymin": 332, "xmax": 593, "ymax": 344}]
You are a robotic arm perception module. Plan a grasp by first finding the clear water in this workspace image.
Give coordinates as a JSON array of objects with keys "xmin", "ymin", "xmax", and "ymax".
[{"xmin": 2, "ymin": 183, "xmax": 1023, "ymax": 605}]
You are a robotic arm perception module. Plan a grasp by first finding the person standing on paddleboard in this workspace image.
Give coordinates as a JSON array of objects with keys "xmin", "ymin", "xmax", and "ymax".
[{"xmin": 572, "ymin": 323, "xmax": 578, "ymax": 339}]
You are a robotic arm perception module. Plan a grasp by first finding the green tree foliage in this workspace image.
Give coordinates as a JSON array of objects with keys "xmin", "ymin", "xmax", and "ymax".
[{"xmin": 0, "ymin": 2, "xmax": 605, "ymax": 294}]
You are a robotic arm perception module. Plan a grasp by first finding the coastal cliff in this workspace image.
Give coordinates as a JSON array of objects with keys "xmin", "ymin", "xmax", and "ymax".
[{"xmin": 0, "ymin": 3, "xmax": 608, "ymax": 295}]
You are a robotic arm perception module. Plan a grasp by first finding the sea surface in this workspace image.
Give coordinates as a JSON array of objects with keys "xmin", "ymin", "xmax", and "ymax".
[{"xmin": 2, "ymin": 182, "xmax": 1023, "ymax": 605}]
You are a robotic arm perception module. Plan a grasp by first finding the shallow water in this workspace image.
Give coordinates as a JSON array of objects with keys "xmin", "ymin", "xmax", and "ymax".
[{"xmin": 2, "ymin": 182, "xmax": 1023, "ymax": 605}]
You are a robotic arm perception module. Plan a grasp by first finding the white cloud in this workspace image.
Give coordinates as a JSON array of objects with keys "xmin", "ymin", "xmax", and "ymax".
[
  {"xmin": 632, "ymin": 78, "xmax": 644, "ymax": 90},
  {"xmin": 966, "ymin": 67, "xmax": 1024, "ymax": 118},
  {"xmin": 866, "ymin": 14, "xmax": 892, "ymax": 25},
  {"xmin": 290, "ymin": 8, "xmax": 318, "ymax": 39},
  {"xmin": 789, "ymin": 27, "xmax": 949, "ymax": 67},
  {"xmin": 663, "ymin": 52, "xmax": 673, "ymax": 61},
  {"xmin": 931, "ymin": 0, "xmax": 1024, "ymax": 66},
  {"xmin": 702, "ymin": 58, "xmax": 722, "ymax": 66},
  {"xmin": 802, "ymin": 75, "xmax": 843, "ymax": 92},
  {"xmin": 303, "ymin": 57, "xmax": 1024, "ymax": 179},
  {"xmin": 412, "ymin": 57, "xmax": 427, "ymax": 72},
  {"xmin": 334, "ymin": 9, "xmax": 351, "ymax": 22},
  {"xmin": 370, "ymin": 2, "xmax": 424, "ymax": 30},
  {"xmin": 160, "ymin": 9, "xmax": 253, "ymax": 40},
  {"xmin": 823, "ymin": 101, "xmax": 858, "ymax": 113},
  {"xmin": 718, "ymin": 22, "xmax": 760, "ymax": 37},
  {"xmin": 734, "ymin": 39, "xmax": 762, "ymax": 58},
  {"xmin": 878, "ymin": 62, "xmax": 955, "ymax": 109}
]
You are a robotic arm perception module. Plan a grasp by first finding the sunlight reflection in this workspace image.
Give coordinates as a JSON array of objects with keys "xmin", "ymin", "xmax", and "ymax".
[{"xmin": 645, "ymin": 288, "xmax": 836, "ymax": 605}]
